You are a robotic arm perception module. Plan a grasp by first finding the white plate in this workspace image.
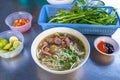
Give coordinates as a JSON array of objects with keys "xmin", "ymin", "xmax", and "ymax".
[{"xmin": 47, "ymin": 0, "xmax": 74, "ymax": 4}]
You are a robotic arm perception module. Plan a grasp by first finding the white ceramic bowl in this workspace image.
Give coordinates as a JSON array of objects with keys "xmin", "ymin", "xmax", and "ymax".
[
  {"xmin": 94, "ymin": 36, "xmax": 119, "ymax": 56},
  {"xmin": 90, "ymin": 0, "xmax": 105, "ymax": 6},
  {"xmin": 31, "ymin": 27, "xmax": 90, "ymax": 74},
  {"xmin": 47, "ymin": 0, "xmax": 74, "ymax": 4},
  {"xmin": 5, "ymin": 11, "xmax": 32, "ymax": 33},
  {"xmin": 0, "ymin": 30, "xmax": 24, "ymax": 58}
]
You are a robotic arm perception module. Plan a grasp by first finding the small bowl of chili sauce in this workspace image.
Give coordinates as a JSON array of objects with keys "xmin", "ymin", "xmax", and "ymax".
[{"xmin": 93, "ymin": 36, "xmax": 119, "ymax": 65}]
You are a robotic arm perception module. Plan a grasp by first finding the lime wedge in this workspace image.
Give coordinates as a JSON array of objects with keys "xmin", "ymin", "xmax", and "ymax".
[
  {"xmin": 0, "ymin": 49, "xmax": 8, "ymax": 54},
  {"xmin": 3, "ymin": 43, "xmax": 12, "ymax": 50},
  {"xmin": 9, "ymin": 47, "xmax": 15, "ymax": 51},
  {"xmin": 0, "ymin": 39, "xmax": 8, "ymax": 49},
  {"xmin": 13, "ymin": 41, "xmax": 21, "ymax": 49},
  {"xmin": 0, "ymin": 42, "xmax": 3, "ymax": 49},
  {"xmin": 9, "ymin": 36, "xmax": 18, "ymax": 43}
]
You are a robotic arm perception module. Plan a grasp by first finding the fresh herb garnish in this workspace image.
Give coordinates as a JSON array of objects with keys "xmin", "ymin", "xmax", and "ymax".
[{"xmin": 48, "ymin": 0, "xmax": 118, "ymax": 25}]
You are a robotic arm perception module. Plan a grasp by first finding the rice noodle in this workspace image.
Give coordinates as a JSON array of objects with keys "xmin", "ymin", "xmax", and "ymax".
[{"xmin": 36, "ymin": 32, "xmax": 86, "ymax": 71}]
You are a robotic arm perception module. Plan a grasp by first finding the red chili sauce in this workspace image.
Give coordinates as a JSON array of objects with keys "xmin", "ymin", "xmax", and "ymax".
[{"xmin": 97, "ymin": 41, "xmax": 114, "ymax": 54}]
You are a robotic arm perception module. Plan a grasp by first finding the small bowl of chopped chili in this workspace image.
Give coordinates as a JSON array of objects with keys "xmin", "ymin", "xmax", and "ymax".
[
  {"xmin": 5, "ymin": 11, "xmax": 32, "ymax": 33},
  {"xmin": 93, "ymin": 36, "xmax": 119, "ymax": 65}
]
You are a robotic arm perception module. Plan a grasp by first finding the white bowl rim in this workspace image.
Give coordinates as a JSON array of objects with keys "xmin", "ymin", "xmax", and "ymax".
[
  {"xmin": 47, "ymin": 0, "xmax": 74, "ymax": 4},
  {"xmin": 31, "ymin": 27, "xmax": 90, "ymax": 74}
]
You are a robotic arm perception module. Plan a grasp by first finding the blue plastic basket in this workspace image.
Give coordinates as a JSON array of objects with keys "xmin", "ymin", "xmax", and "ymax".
[{"xmin": 38, "ymin": 5, "xmax": 120, "ymax": 35}]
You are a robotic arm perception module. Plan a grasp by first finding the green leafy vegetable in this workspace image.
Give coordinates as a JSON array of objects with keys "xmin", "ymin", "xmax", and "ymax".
[
  {"xmin": 48, "ymin": 0, "xmax": 118, "ymax": 25},
  {"xmin": 59, "ymin": 60, "xmax": 64, "ymax": 65}
]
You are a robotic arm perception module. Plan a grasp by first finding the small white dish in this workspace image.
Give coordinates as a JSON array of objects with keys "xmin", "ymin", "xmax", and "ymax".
[
  {"xmin": 93, "ymin": 36, "xmax": 119, "ymax": 65},
  {"xmin": 94, "ymin": 36, "xmax": 119, "ymax": 56}
]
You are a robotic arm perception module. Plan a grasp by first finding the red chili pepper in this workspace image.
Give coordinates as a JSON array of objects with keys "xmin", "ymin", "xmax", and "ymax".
[{"xmin": 13, "ymin": 18, "xmax": 30, "ymax": 27}]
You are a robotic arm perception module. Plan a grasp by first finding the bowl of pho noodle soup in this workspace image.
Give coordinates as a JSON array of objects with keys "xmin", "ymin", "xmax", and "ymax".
[{"xmin": 31, "ymin": 27, "xmax": 90, "ymax": 74}]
